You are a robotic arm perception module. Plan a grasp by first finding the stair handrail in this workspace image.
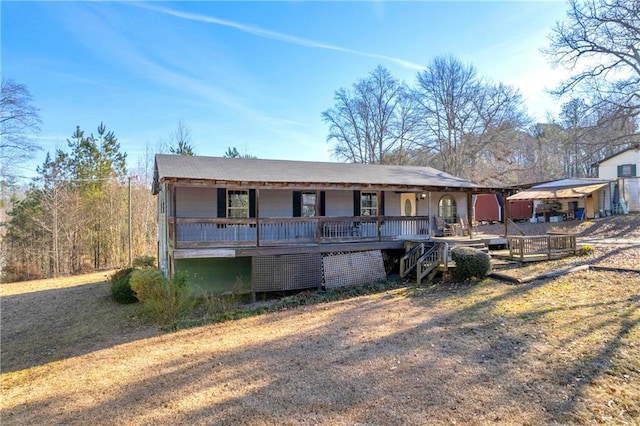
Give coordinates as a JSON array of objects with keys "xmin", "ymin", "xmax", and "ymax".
[
  {"xmin": 400, "ymin": 242, "xmax": 424, "ymax": 278},
  {"xmin": 416, "ymin": 244, "xmax": 439, "ymax": 284}
]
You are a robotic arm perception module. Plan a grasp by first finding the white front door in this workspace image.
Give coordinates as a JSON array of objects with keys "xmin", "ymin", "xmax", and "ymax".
[
  {"xmin": 400, "ymin": 193, "xmax": 417, "ymax": 235},
  {"xmin": 400, "ymin": 193, "xmax": 417, "ymax": 216}
]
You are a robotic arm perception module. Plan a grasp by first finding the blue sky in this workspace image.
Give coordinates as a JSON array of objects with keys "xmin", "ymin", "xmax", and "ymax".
[{"xmin": 2, "ymin": 1, "xmax": 570, "ymax": 178}]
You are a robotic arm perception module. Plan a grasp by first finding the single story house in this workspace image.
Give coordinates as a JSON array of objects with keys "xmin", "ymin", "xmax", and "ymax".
[
  {"xmin": 152, "ymin": 154, "xmax": 493, "ymax": 295},
  {"xmin": 592, "ymin": 144, "xmax": 640, "ymax": 213},
  {"xmin": 506, "ymin": 178, "xmax": 613, "ymax": 221}
]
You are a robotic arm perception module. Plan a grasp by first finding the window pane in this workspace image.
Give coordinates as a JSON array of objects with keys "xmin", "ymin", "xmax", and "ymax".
[
  {"xmin": 227, "ymin": 190, "xmax": 249, "ymax": 218},
  {"xmin": 228, "ymin": 209, "xmax": 247, "ymax": 218},
  {"xmin": 302, "ymin": 192, "xmax": 316, "ymax": 217},
  {"xmin": 438, "ymin": 195, "xmax": 457, "ymax": 224},
  {"xmin": 361, "ymin": 193, "xmax": 378, "ymax": 216},
  {"xmin": 302, "ymin": 193, "xmax": 316, "ymax": 204}
]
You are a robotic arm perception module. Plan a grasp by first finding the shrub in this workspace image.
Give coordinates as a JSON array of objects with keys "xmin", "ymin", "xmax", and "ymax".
[
  {"xmin": 142, "ymin": 273, "xmax": 194, "ymax": 325},
  {"xmin": 450, "ymin": 246, "xmax": 491, "ymax": 281},
  {"xmin": 130, "ymin": 268, "xmax": 164, "ymax": 303},
  {"xmin": 110, "ymin": 267, "xmax": 138, "ymax": 304},
  {"xmin": 200, "ymin": 275, "xmax": 246, "ymax": 316},
  {"xmin": 132, "ymin": 255, "xmax": 156, "ymax": 268},
  {"xmin": 577, "ymin": 244, "xmax": 595, "ymax": 256}
]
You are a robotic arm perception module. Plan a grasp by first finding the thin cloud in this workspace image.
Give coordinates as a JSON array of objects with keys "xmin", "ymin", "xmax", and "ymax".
[{"xmin": 136, "ymin": 3, "xmax": 426, "ymax": 71}]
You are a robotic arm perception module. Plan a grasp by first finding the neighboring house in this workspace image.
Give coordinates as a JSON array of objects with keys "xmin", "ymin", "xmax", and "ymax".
[
  {"xmin": 506, "ymin": 178, "xmax": 613, "ymax": 221},
  {"xmin": 152, "ymin": 154, "xmax": 489, "ymax": 295},
  {"xmin": 593, "ymin": 144, "xmax": 640, "ymax": 213}
]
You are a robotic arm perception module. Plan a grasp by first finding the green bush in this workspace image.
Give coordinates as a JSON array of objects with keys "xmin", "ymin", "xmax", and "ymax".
[
  {"xmin": 450, "ymin": 246, "xmax": 492, "ymax": 281},
  {"xmin": 130, "ymin": 268, "xmax": 164, "ymax": 303},
  {"xmin": 132, "ymin": 255, "xmax": 156, "ymax": 268},
  {"xmin": 142, "ymin": 273, "xmax": 194, "ymax": 325},
  {"xmin": 110, "ymin": 267, "xmax": 138, "ymax": 304}
]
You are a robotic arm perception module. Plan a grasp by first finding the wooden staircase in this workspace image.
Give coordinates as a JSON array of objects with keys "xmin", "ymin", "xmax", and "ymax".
[
  {"xmin": 400, "ymin": 242, "xmax": 425, "ymax": 278},
  {"xmin": 416, "ymin": 245, "xmax": 439, "ymax": 284},
  {"xmin": 399, "ymin": 242, "xmax": 442, "ymax": 284},
  {"xmin": 401, "ymin": 238, "xmax": 512, "ymax": 282}
]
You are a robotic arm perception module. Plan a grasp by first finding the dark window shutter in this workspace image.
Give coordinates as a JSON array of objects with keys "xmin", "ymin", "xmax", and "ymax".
[
  {"xmin": 632, "ymin": 164, "xmax": 637, "ymax": 177},
  {"xmin": 617, "ymin": 165, "xmax": 623, "ymax": 177},
  {"xmin": 379, "ymin": 191, "xmax": 385, "ymax": 216},
  {"xmin": 217, "ymin": 188, "xmax": 226, "ymax": 218},
  {"xmin": 249, "ymin": 189, "xmax": 256, "ymax": 218},
  {"xmin": 320, "ymin": 191, "xmax": 326, "ymax": 216},
  {"xmin": 293, "ymin": 191, "xmax": 302, "ymax": 217},
  {"xmin": 353, "ymin": 190, "xmax": 361, "ymax": 217}
]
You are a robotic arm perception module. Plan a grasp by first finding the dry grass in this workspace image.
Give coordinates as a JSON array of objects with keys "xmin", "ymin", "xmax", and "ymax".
[
  {"xmin": 0, "ymin": 271, "xmax": 160, "ymax": 373},
  {"xmin": 477, "ymin": 213, "xmax": 640, "ymax": 241},
  {"xmin": 2, "ymin": 268, "xmax": 639, "ymax": 424}
]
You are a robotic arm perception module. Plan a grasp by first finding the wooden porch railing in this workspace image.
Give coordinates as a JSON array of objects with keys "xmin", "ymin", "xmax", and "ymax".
[
  {"xmin": 507, "ymin": 235, "xmax": 577, "ymax": 262},
  {"xmin": 169, "ymin": 216, "xmax": 430, "ymax": 248}
]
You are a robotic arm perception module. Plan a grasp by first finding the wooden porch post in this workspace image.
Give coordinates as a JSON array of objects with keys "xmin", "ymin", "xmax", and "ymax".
[
  {"xmin": 428, "ymin": 191, "xmax": 432, "ymax": 236},
  {"xmin": 503, "ymin": 191, "xmax": 509, "ymax": 237},
  {"xmin": 467, "ymin": 191, "xmax": 473, "ymax": 239},
  {"xmin": 255, "ymin": 188, "xmax": 260, "ymax": 247},
  {"xmin": 377, "ymin": 190, "xmax": 382, "ymax": 241},
  {"xmin": 172, "ymin": 184, "xmax": 177, "ymax": 250}
]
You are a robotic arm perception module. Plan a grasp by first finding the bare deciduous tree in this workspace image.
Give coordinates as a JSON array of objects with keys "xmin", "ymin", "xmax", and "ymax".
[
  {"xmin": 545, "ymin": 0, "xmax": 640, "ymax": 116},
  {"xmin": 0, "ymin": 78, "xmax": 42, "ymax": 173},
  {"xmin": 414, "ymin": 56, "xmax": 530, "ymax": 180},
  {"xmin": 322, "ymin": 66, "xmax": 418, "ymax": 164}
]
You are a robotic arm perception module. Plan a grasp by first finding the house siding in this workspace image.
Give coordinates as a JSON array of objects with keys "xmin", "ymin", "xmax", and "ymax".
[
  {"xmin": 259, "ymin": 189, "xmax": 293, "ymax": 217},
  {"xmin": 325, "ymin": 191, "xmax": 355, "ymax": 216},
  {"xmin": 598, "ymin": 149, "xmax": 640, "ymax": 180},
  {"xmin": 158, "ymin": 183, "xmax": 169, "ymax": 275},
  {"xmin": 598, "ymin": 147, "xmax": 640, "ymax": 212},
  {"xmin": 176, "ymin": 186, "xmax": 217, "ymax": 217}
]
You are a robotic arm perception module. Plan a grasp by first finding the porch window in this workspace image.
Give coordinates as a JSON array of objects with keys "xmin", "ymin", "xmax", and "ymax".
[
  {"xmin": 361, "ymin": 192, "xmax": 378, "ymax": 216},
  {"xmin": 302, "ymin": 192, "xmax": 317, "ymax": 217},
  {"xmin": 438, "ymin": 195, "xmax": 457, "ymax": 224},
  {"xmin": 227, "ymin": 190, "xmax": 249, "ymax": 218}
]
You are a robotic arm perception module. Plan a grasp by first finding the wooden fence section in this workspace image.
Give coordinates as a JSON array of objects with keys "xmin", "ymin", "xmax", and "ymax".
[{"xmin": 508, "ymin": 235, "xmax": 577, "ymax": 262}]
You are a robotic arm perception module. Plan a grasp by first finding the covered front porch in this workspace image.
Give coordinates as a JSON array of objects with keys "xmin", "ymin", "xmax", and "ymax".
[{"xmin": 169, "ymin": 215, "xmax": 431, "ymax": 249}]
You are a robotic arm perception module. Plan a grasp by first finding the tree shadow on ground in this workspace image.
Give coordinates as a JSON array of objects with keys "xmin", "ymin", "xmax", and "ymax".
[
  {"xmin": 0, "ymin": 281, "xmax": 160, "ymax": 373},
  {"xmin": 4, "ymin": 271, "xmax": 638, "ymax": 424}
]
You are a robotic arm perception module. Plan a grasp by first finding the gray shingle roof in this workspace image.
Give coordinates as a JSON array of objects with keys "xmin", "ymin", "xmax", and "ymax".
[
  {"xmin": 153, "ymin": 154, "xmax": 479, "ymax": 193},
  {"xmin": 531, "ymin": 178, "xmax": 612, "ymax": 189}
]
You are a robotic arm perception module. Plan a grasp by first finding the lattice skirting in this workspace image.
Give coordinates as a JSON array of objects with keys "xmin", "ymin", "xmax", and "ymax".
[
  {"xmin": 252, "ymin": 253, "xmax": 322, "ymax": 292},
  {"xmin": 322, "ymin": 250, "xmax": 386, "ymax": 289}
]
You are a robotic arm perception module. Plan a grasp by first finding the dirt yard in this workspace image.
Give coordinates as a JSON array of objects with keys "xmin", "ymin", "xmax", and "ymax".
[{"xmin": 1, "ymin": 216, "xmax": 639, "ymax": 425}]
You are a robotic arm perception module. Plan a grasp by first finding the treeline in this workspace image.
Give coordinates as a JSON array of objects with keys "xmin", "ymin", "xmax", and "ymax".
[
  {"xmin": 1, "ymin": 124, "xmax": 156, "ymax": 281},
  {"xmin": 322, "ymin": 60, "xmax": 637, "ymax": 186}
]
